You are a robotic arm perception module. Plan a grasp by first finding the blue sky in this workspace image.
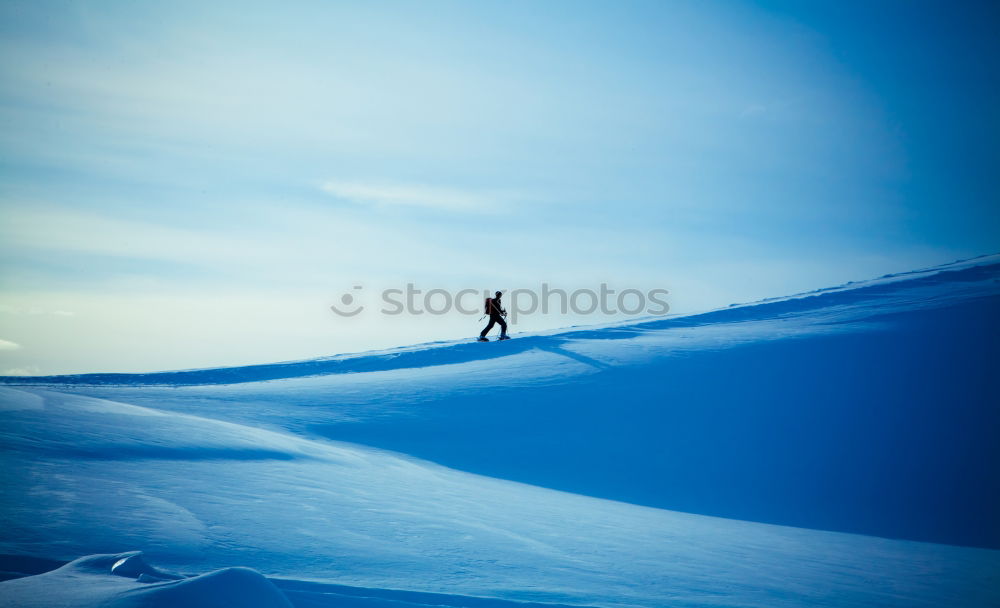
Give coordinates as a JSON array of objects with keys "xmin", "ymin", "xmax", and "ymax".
[{"xmin": 1, "ymin": 0, "xmax": 997, "ymax": 374}]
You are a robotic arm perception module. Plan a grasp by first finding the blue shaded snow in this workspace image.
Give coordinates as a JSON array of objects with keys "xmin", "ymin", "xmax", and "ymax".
[
  {"xmin": 1, "ymin": 255, "xmax": 999, "ymax": 607},
  {"xmin": 0, "ymin": 552, "xmax": 291, "ymax": 608}
]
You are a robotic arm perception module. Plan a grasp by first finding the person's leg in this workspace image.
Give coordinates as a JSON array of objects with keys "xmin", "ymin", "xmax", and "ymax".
[
  {"xmin": 497, "ymin": 316, "xmax": 508, "ymax": 337},
  {"xmin": 480, "ymin": 317, "xmax": 496, "ymax": 338}
]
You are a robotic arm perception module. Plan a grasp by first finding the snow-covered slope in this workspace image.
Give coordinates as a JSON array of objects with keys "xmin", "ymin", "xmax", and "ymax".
[{"xmin": 2, "ymin": 256, "xmax": 999, "ymax": 607}]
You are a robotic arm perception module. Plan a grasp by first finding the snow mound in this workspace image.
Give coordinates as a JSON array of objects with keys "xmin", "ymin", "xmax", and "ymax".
[
  {"xmin": 0, "ymin": 552, "xmax": 602, "ymax": 608},
  {"xmin": 0, "ymin": 552, "xmax": 292, "ymax": 608}
]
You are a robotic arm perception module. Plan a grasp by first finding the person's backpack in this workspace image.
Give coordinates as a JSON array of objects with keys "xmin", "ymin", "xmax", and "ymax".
[{"xmin": 484, "ymin": 297, "xmax": 491, "ymax": 315}]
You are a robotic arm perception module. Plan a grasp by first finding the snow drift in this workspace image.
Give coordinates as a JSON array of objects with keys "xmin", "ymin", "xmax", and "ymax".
[{"xmin": 0, "ymin": 552, "xmax": 292, "ymax": 608}]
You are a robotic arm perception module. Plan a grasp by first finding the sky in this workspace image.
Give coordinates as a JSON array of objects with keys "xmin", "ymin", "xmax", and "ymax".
[{"xmin": 1, "ymin": 0, "xmax": 997, "ymax": 374}]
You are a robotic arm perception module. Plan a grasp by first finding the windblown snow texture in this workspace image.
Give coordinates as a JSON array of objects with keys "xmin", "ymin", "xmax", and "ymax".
[{"xmin": 1, "ymin": 256, "xmax": 999, "ymax": 607}]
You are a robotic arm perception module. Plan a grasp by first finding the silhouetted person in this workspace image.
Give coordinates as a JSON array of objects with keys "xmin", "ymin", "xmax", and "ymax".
[{"xmin": 478, "ymin": 291, "xmax": 509, "ymax": 341}]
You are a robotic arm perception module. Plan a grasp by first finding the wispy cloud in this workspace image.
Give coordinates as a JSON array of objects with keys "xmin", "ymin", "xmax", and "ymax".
[
  {"xmin": 0, "ymin": 305, "xmax": 76, "ymax": 317},
  {"xmin": 321, "ymin": 180, "xmax": 503, "ymax": 213},
  {"xmin": 0, "ymin": 201, "xmax": 499, "ymax": 287},
  {"xmin": 0, "ymin": 339, "xmax": 22, "ymax": 350},
  {"xmin": 2, "ymin": 366, "xmax": 39, "ymax": 376}
]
